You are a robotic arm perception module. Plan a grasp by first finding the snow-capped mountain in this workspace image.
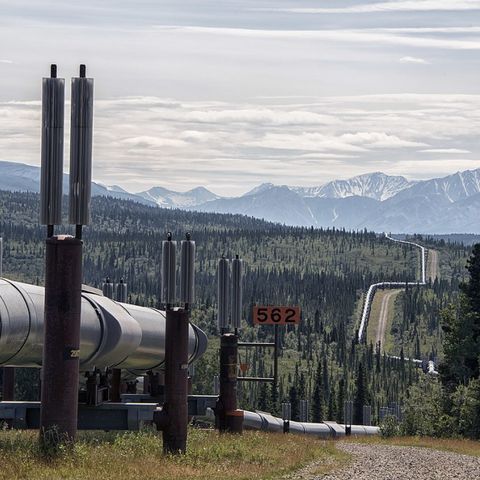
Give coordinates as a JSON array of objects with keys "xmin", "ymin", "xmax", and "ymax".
[
  {"xmin": 292, "ymin": 172, "xmax": 414, "ymax": 201},
  {"xmin": 195, "ymin": 169, "xmax": 480, "ymax": 233},
  {"xmin": 388, "ymin": 169, "xmax": 480, "ymax": 204},
  {"xmin": 0, "ymin": 161, "xmax": 44, "ymax": 192},
  {"xmin": 2, "ymin": 160, "xmax": 480, "ymax": 233},
  {"xmin": 242, "ymin": 183, "xmax": 276, "ymax": 197},
  {"xmin": 137, "ymin": 186, "xmax": 219, "ymax": 208},
  {"xmin": 197, "ymin": 185, "xmax": 318, "ymax": 226},
  {"xmin": 0, "ymin": 160, "xmax": 156, "ymax": 206}
]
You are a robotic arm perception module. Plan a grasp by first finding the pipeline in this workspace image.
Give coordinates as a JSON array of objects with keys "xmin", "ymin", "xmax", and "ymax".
[
  {"xmin": 207, "ymin": 409, "xmax": 379, "ymax": 437},
  {"xmin": 357, "ymin": 234, "xmax": 439, "ymax": 371},
  {"xmin": 0, "ymin": 278, "xmax": 208, "ymax": 375},
  {"xmin": 358, "ymin": 234, "xmax": 427, "ymax": 343}
]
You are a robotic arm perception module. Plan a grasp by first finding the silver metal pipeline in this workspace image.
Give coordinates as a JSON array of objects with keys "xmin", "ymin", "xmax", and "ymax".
[
  {"xmin": 243, "ymin": 411, "xmax": 379, "ymax": 437},
  {"xmin": 205, "ymin": 409, "xmax": 379, "ymax": 437},
  {"xmin": 0, "ymin": 279, "xmax": 207, "ymax": 374}
]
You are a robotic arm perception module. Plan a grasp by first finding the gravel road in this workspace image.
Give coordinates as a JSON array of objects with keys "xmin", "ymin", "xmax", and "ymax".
[
  {"xmin": 320, "ymin": 442, "xmax": 480, "ymax": 480},
  {"xmin": 375, "ymin": 290, "xmax": 400, "ymax": 349}
]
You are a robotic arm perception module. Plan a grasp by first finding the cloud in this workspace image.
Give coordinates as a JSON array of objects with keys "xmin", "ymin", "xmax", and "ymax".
[
  {"xmin": 260, "ymin": 1, "xmax": 480, "ymax": 14},
  {"xmin": 120, "ymin": 136, "xmax": 188, "ymax": 149},
  {"xmin": 1, "ymin": 94, "xmax": 480, "ymax": 195},
  {"xmin": 0, "ymin": 60, "xmax": 13, "ymax": 64},
  {"xmin": 399, "ymin": 56, "xmax": 429, "ymax": 64},
  {"xmin": 340, "ymin": 132, "xmax": 428, "ymax": 148},
  {"xmin": 420, "ymin": 148, "xmax": 471, "ymax": 153},
  {"xmin": 164, "ymin": 26, "xmax": 480, "ymax": 51}
]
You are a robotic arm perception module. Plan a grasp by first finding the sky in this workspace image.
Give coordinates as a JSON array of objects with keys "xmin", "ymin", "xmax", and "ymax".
[{"xmin": 1, "ymin": 0, "xmax": 480, "ymax": 196}]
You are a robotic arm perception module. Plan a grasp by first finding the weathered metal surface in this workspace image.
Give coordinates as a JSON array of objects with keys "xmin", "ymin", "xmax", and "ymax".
[
  {"xmin": 40, "ymin": 73, "xmax": 65, "ymax": 226},
  {"xmin": 0, "ymin": 279, "xmax": 208, "ymax": 372},
  {"xmin": 231, "ymin": 257, "xmax": 243, "ymax": 329},
  {"xmin": 217, "ymin": 333, "xmax": 243, "ymax": 433},
  {"xmin": 116, "ymin": 279, "xmax": 127, "ymax": 303},
  {"xmin": 2, "ymin": 367, "xmax": 15, "ymax": 401},
  {"xmin": 217, "ymin": 258, "xmax": 230, "ymax": 329},
  {"xmin": 0, "ymin": 401, "xmax": 157, "ymax": 430},
  {"xmin": 160, "ymin": 309, "xmax": 189, "ymax": 454},
  {"xmin": 109, "ymin": 368, "xmax": 122, "ymax": 402},
  {"xmin": 69, "ymin": 69, "xmax": 94, "ymax": 226},
  {"xmin": 161, "ymin": 236, "xmax": 176, "ymax": 305},
  {"xmin": 180, "ymin": 235, "xmax": 195, "ymax": 306},
  {"xmin": 40, "ymin": 235, "xmax": 83, "ymax": 441}
]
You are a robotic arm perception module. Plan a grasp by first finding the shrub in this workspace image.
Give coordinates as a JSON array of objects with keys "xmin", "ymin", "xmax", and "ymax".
[
  {"xmin": 450, "ymin": 379, "xmax": 480, "ymax": 439},
  {"xmin": 380, "ymin": 415, "xmax": 400, "ymax": 438}
]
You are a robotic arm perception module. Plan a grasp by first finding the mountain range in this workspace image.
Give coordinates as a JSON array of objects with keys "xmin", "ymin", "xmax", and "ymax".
[{"xmin": 1, "ymin": 160, "xmax": 479, "ymax": 234}]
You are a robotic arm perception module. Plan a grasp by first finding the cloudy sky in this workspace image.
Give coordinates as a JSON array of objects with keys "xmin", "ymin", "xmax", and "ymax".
[{"xmin": 1, "ymin": 0, "xmax": 480, "ymax": 195}]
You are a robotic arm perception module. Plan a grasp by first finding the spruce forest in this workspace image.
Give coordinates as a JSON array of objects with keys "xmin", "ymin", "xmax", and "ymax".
[{"xmin": 0, "ymin": 191, "xmax": 473, "ymax": 426}]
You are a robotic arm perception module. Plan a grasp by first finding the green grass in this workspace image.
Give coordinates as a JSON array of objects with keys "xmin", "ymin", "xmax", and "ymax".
[{"xmin": 0, "ymin": 428, "xmax": 348, "ymax": 480}]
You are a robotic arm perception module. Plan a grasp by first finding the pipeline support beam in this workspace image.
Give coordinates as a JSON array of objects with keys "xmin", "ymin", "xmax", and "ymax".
[
  {"xmin": 109, "ymin": 368, "xmax": 122, "ymax": 403},
  {"xmin": 160, "ymin": 309, "xmax": 189, "ymax": 454},
  {"xmin": 217, "ymin": 333, "xmax": 243, "ymax": 433},
  {"xmin": 2, "ymin": 367, "xmax": 15, "ymax": 401},
  {"xmin": 39, "ymin": 236, "xmax": 83, "ymax": 444}
]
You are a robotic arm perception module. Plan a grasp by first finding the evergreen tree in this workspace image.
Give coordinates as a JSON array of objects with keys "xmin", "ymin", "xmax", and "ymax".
[
  {"xmin": 336, "ymin": 377, "xmax": 345, "ymax": 423},
  {"xmin": 258, "ymin": 382, "xmax": 270, "ymax": 412},
  {"xmin": 289, "ymin": 385, "xmax": 299, "ymax": 421},
  {"xmin": 441, "ymin": 244, "xmax": 480, "ymax": 390},
  {"xmin": 311, "ymin": 362, "xmax": 324, "ymax": 422},
  {"xmin": 353, "ymin": 362, "xmax": 366, "ymax": 424}
]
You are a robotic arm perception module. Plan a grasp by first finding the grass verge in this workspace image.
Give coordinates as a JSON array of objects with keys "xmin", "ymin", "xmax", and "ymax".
[
  {"xmin": 348, "ymin": 435, "xmax": 480, "ymax": 457},
  {"xmin": 0, "ymin": 428, "xmax": 348, "ymax": 480}
]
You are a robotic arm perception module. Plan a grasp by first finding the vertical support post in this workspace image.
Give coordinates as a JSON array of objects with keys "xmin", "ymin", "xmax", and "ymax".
[
  {"xmin": 162, "ymin": 309, "xmax": 189, "ymax": 454},
  {"xmin": 344, "ymin": 400, "xmax": 353, "ymax": 436},
  {"xmin": 217, "ymin": 333, "xmax": 243, "ymax": 433},
  {"xmin": 2, "ymin": 367, "xmax": 15, "ymax": 401},
  {"xmin": 273, "ymin": 324, "xmax": 279, "ymax": 397},
  {"xmin": 148, "ymin": 371, "xmax": 161, "ymax": 397},
  {"xmin": 213, "ymin": 374, "xmax": 220, "ymax": 395},
  {"xmin": 0, "ymin": 236, "xmax": 3, "ymax": 277},
  {"xmin": 109, "ymin": 368, "xmax": 122, "ymax": 402},
  {"xmin": 282, "ymin": 402, "xmax": 291, "ymax": 433},
  {"xmin": 40, "ymin": 236, "xmax": 82, "ymax": 444},
  {"xmin": 363, "ymin": 405, "xmax": 372, "ymax": 426}
]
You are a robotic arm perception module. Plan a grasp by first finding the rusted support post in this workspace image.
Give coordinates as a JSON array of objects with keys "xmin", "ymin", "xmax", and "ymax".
[
  {"xmin": 40, "ymin": 236, "xmax": 82, "ymax": 445},
  {"xmin": 109, "ymin": 368, "xmax": 122, "ymax": 402},
  {"xmin": 147, "ymin": 371, "xmax": 161, "ymax": 397},
  {"xmin": 217, "ymin": 333, "xmax": 243, "ymax": 433},
  {"xmin": 2, "ymin": 367, "xmax": 15, "ymax": 400},
  {"xmin": 160, "ymin": 308, "xmax": 189, "ymax": 454}
]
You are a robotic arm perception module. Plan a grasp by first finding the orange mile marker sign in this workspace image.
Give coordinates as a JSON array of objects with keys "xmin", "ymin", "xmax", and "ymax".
[{"xmin": 253, "ymin": 306, "xmax": 301, "ymax": 325}]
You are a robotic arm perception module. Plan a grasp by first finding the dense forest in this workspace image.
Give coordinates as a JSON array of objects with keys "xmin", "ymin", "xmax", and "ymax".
[{"xmin": 0, "ymin": 190, "xmax": 469, "ymax": 425}]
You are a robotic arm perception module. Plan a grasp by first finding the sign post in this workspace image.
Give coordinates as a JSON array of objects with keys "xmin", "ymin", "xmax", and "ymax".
[{"xmin": 238, "ymin": 305, "xmax": 301, "ymax": 410}]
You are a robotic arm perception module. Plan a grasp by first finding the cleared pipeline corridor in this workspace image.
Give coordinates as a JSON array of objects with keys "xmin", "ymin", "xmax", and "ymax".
[
  {"xmin": 358, "ymin": 234, "xmax": 428, "ymax": 344},
  {"xmin": 374, "ymin": 289, "xmax": 401, "ymax": 350}
]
